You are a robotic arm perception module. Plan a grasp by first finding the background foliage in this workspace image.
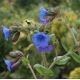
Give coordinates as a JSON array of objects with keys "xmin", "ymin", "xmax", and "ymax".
[{"xmin": 0, "ymin": 0, "xmax": 80, "ymax": 79}]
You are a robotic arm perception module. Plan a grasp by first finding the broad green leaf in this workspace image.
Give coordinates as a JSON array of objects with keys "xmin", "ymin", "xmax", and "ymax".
[
  {"xmin": 34, "ymin": 64, "xmax": 54, "ymax": 77},
  {"xmin": 70, "ymin": 52, "xmax": 80, "ymax": 63},
  {"xmin": 54, "ymin": 56, "xmax": 70, "ymax": 65}
]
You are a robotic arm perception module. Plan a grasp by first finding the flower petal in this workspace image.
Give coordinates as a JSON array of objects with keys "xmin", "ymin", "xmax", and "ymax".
[
  {"xmin": 4, "ymin": 59, "xmax": 12, "ymax": 71},
  {"xmin": 39, "ymin": 6, "xmax": 48, "ymax": 18},
  {"xmin": 3, "ymin": 27, "xmax": 11, "ymax": 41},
  {"xmin": 39, "ymin": 18, "xmax": 49, "ymax": 26},
  {"xmin": 38, "ymin": 45, "xmax": 53, "ymax": 53},
  {"xmin": 45, "ymin": 35, "xmax": 51, "ymax": 42},
  {"xmin": 45, "ymin": 45, "xmax": 53, "ymax": 53}
]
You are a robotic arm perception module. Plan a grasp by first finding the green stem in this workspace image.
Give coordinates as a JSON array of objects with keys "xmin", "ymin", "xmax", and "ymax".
[
  {"xmin": 48, "ymin": 59, "xmax": 56, "ymax": 69},
  {"xmin": 13, "ymin": 43, "xmax": 16, "ymax": 50},
  {"xmin": 49, "ymin": 49, "xmax": 72, "ymax": 69},
  {"xmin": 27, "ymin": 63, "xmax": 37, "ymax": 79},
  {"xmin": 49, "ymin": 47, "xmax": 58, "ymax": 69},
  {"xmin": 41, "ymin": 52, "xmax": 48, "ymax": 67}
]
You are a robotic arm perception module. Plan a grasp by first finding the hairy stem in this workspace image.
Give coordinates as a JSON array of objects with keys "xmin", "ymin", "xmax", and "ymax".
[
  {"xmin": 49, "ymin": 49, "xmax": 72, "ymax": 69},
  {"xmin": 49, "ymin": 48, "xmax": 58, "ymax": 69},
  {"xmin": 27, "ymin": 63, "xmax": 37, "ymax": 79},
  {"xmin": 41, "ymin": 52, "xmax": 48, "ymax": 67}
]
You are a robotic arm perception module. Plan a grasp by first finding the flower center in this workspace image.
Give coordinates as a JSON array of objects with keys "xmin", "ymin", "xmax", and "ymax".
[{"xmin": 38, "ymin": 35, "xmax": 45, "ymax": 41}]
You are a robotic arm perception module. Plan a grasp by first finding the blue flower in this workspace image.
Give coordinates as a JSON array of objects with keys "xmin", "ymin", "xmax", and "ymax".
[
  {"xmin": 38, "ymin": 45, "xmax": 53, "ymax": 53},
  {"xmin": 39, "ymin": 6, "xmax": 48, "ymax": 18},
  {"xmin": 4, "ymin": 59, "xmax": 13, "ymax": 72},
  {"xmin": 3, "ymin": 27, "xmax": 11, "ymax": 41},
  {"xmin": 39, "ymin": 6, "xmax": 49, "ymax": 25},
  {"xmin": 32, "ymin": 32, "xmax": 51, "ymax": 47}
]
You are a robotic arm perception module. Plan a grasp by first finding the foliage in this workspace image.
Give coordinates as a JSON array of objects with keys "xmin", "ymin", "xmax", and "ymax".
[{"xmin": 0, "ymin": 0, "xmax": 80, "ymax": 79}]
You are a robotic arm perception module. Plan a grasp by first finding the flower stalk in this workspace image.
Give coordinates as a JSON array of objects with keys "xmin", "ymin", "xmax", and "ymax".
[
  {"xmin": 41, "ymin": 52, "xmax": 48, "ymax": 67},
  {"xmin": 49, "ymin": 48, "xmax": 58, "ymax": 69},
  {"xmin": 27, "ymin": 63, "xmax": 37, "ymax": 79}
]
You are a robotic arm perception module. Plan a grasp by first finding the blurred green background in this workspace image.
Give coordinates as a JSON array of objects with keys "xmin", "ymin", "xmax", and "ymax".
[{"xmin": 0, "ymin": 0, "xmax": 80, "ymax": 79}]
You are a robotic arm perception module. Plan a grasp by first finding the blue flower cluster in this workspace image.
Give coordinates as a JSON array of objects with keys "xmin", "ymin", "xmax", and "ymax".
[
  {"xmin": 32, "ymin": 32, "xmax": 53, "ymax": 53},
  {"xmin": 33, "ymin": 6, "xmax": 54, "ymax": 53},
  {"xmin": 0, "ymin": 26, "xmax": 21, "ymax": 72},
  {"xmin": 0, "ymin": 6, "xmax": 55, "ymax": 72},
  {"xmin": 1, "ymin": 27, "xmax": 13, "ymax": 71}
]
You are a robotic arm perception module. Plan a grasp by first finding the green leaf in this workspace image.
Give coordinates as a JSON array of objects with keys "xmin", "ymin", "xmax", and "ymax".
[
  {"xmin": 71, "ymin": 28, "xmax": 77, "ymax": 36},
  {"xmin": 61, "ymin": 38, "xmax": 69, "ymax": 52},
  {"xmin": 54, "ymin": 56, "xmax": 70, "ymax": 65},
  {"xmin": 70, "ymin": 52, "xmax": 80, "ymax": 63},
  {"xmin": 34, "ymin": 64, "xmax": 54, "ymax": 77},
  {"xmin": 61, "ymin": 41, "xmax": 68, "ymax": 52}
]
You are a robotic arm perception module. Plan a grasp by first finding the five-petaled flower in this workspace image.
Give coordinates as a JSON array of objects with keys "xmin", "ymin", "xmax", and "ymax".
[
  {"xmin": 32, "ymin": 32, "xmax": 53, "ymax": 53},
  {"xmin": 32, "ymin": 32, "xmax": 51, "ymax": 47},
  {"xmin": 3, "ymin": 27, "xmax": 11, "ymax": 41}
]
